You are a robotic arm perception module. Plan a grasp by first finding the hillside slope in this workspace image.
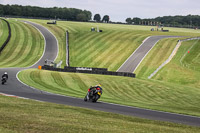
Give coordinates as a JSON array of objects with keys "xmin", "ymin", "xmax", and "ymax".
[{"xmin": 0, "ymin": 19, "xmax": 44, "ymax": 68}]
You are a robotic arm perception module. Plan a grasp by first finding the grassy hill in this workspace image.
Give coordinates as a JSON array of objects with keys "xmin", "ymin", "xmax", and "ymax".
[
  {"xmin": 25, "ymin": 19, "xmax": 200, "ymax": 71},
  {"xmin": 0, "ymin": 19, "xmax": 9, "ymax": 48},
  {"xmin": 152, "ymin": 39, "xmax": 200, "ymax": 88},
  {"xmin": 0, "ymin": 19, "xmax": 44, "ymax": 68}
]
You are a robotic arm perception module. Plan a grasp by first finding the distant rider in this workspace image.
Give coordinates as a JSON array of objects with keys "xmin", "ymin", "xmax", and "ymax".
[{"xmin": 2, "ymin": 72, "xmax": 8, "ymax": 80}]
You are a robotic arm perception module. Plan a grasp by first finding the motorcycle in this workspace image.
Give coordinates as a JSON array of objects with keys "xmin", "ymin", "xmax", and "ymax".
[
  {"xmin": 84, "ymin": 87, "xmax": 102, "ymax": 102},
  {"xmin": 1, "ymin": 77, "xmax": 7, "ymax": 85}
]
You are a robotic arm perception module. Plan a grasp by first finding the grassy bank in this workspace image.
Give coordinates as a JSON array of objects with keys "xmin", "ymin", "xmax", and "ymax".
[
  {"xmin": 0, "ymin": 19, "xmax": 44, "ymax": 68},
  {"xmin": 1, "ymin": 95, "xmax": 200, "ymax": 133},
  {"xmin": 18, "ymin": 69, "xmax": 200, "ymax": 116},
  {"xmin": 135, "ymin": 37, "xmax": 181, "ymax": 78},
  {"xmin": 23, "ymin": 19, "xmax": 199, "ymax": 71},
  {"xmin": 152, "ymin": 39, "xmax": 200, "ymax": 88}
]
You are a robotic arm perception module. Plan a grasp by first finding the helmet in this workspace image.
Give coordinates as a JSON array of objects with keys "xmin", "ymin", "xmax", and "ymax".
[
  {"xmin": 4, "ymin": 72, "xmax": 7, "ymax": 74},
  {"xmin": 97, "ymin": 84, "xmax": 101, "ymax": 87}
]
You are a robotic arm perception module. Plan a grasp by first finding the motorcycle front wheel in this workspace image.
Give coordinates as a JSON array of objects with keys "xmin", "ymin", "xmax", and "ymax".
[{"xmin": 92, "ymin": 95, "xmax": 100, "ymax": 102}]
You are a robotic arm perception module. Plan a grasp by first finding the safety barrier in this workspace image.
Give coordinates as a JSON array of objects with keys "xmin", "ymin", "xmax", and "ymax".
[
  {"xmin": 66, "ymin": 30, "xmax": 70, "ymax": 66},
  {"xmin": 42, "ymin": 65, "xmax": 136, "ymax": 78},
  {"xmin": 0, "ymin": 18, "xmax": 11, "ymax": 53}
]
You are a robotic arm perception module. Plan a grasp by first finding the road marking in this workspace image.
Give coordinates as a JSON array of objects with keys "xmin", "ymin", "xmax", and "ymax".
[
  {"xmin": 117, "ymin": 36, "xmax": 151, "ymax": 72},
  {"xmin": 0, "ymin": 92, "xmax": 27, "ymax": 99}
]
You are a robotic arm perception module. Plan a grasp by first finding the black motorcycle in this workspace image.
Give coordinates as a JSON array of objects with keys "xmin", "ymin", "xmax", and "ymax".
[
  {"xmin": 1, "ymin": 77, "xmax": 7, "ymax": 85},
  {"xmin": 84, "ymin": 87, "xmax": 102, "ymax": 102}
]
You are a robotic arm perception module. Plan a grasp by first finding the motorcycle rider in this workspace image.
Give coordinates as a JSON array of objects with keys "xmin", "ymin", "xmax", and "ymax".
[
  {"xmin": 85, "ymin": 84, "xmax": 102, "ymax": 101},
  {"xmin": 2, "ymin": 72, "xmax": 8, "ymax": 80}
]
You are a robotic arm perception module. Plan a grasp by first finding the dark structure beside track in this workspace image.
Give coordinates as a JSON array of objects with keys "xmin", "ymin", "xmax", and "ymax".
[
  {"xmin": 47, "ymin": 20, "xmax": 56, "ymax": 24},
  {"xmin": 42, "ymin": 65, "xmax": 136, "ymax": 78},
  {"xmin": 0, "ymin": 18, "xmax": 11, "ymax": 53}
]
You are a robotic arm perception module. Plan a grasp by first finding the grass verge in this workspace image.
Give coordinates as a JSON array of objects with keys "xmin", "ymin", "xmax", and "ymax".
[{"xmin": 1, "ymin": 95, "xmax": 200, "ymax": 133}]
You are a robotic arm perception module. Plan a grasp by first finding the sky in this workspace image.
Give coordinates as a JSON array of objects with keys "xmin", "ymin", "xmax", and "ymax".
[{"xmin": 0, "ymin": 0, "xmax": 200, "ymax": 22}]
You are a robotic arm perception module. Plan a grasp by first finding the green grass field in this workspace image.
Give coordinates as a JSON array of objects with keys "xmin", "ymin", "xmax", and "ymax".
[
  {"xmin": 18, "ymin": 69, "xmax": 200, "ymax": 116},
  {"xmin": 0, "ymin": 19, "xmax": 9, "ymax": 48},
  {"xmin": 0, "ymin": 19, "xmax": 44, "ymax": 68},
  {"xmin": 1, "ymin": 95, "xmax": 200, "ymax": 133},
  {"xmin": 152, "ymin": 39, "xmax": 200, "ymax": 88}
]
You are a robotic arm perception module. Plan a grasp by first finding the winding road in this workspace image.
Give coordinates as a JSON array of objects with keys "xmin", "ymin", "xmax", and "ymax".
[{"xmin": 0, "ymin": 21, "xmax": 200, "ymax": 127}]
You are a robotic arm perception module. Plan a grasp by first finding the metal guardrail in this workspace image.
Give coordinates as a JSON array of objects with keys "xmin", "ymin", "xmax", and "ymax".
[
  {"xmin": 180, "ymin": 37, "xmax": 200, "ymax": 42},
  {"xmin": 42, "ymin": 65, "xmax": 136, "ymax": 78},
  {"xmin": 66, "ymin": 30, "xmax": 69, "ymax": 66},
  {"xmin": 0, "ymin": 18, "xmax": 11, "ymax": 53}
]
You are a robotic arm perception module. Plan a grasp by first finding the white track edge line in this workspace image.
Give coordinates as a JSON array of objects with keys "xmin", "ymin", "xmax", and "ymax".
[
  {"xmin": 21, "ymin": 21, "xmax": 46, "ymax": 68},
  {"xmin": 133, "ymin": 40, "xmax": 159, "ymax": 73},
  {"xmin": 117, "ymin": 36, "xmax": 151, "ymax": 72}
]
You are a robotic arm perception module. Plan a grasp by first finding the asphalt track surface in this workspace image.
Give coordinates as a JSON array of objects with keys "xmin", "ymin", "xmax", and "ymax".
[
  {"xmin": 117, "ymin": 36, "xmax": 180, "ymax": 73},
  {"xmin": 0, "ymin": 22, "xmax": 200, "ymax": 127}
]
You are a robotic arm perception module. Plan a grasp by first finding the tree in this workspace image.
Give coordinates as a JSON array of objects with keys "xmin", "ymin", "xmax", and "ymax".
[
  {"xmin": 76, "ymin": 13, "xmax": 87, "ymax": 21},
  {"xmin": 0, "ymin": 5, "xmax": 4, "ymax": 15},
  {"xmin": 102, "ymin": 15, "xmax": 109, "ymax": 23},
  {"xmin": 126, "ymin": 17, "xmax": 132, "ymax": 24},
  {"xmin": 83, "ymin": 10, "xmax": 92, "ymax": 21},
  {"xmin": 132, "ymin": 17, "xmax": 141, "ymax": 25},
  {"xmin": 94, "ymin": 14, "xmax": 101, "ymax": 22}
]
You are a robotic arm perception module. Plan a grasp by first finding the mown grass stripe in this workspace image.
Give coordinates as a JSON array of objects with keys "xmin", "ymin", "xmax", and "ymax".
[
  {"xmin": 97, "ymin": 33, "xmax": 143, "ymax": 69},
  {"xmin": 7, "ymin": 22, "xmax": 29, "ymax": 66},
  {"xmin": 76, "ymin": 31, "xmax": 123, "ymax": 67},
  {"xmin": 75, "ymin": 31, "xmax": 118, "ymax": 58},
  {"xmin": 50, "ymin": 73, "xmax": 82, "ymax": 95},
  {"xmin": 16, "ymin": 22, "xmax": 36, "ymax": 67}
]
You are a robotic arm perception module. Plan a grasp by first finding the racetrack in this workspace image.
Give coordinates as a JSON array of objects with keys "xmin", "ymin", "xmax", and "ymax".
[
  {"xmin": 117, "ymin": 36, "xmax": 180, "ymax": 73},
  {"xmin": 0, "ymin": 21, "xmax": 200, "ymax": 127}
]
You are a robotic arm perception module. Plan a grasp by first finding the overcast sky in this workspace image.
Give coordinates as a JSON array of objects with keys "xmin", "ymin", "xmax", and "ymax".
[{"xmin": 0, "ymin": 0, "xmax": 199, "ymax": 22}]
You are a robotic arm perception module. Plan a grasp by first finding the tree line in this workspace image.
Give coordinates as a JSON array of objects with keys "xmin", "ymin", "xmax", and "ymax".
[
  {"xmin": 126, "ymin": 15, "xmax": 200, "ymax": 28},
  {"xmin": 93, "ymin": 14, "xmax": 110, "ymax": 23},
  {"xmin": 0, "ymin": 4, "xmax": 92, "ymax": 21}
]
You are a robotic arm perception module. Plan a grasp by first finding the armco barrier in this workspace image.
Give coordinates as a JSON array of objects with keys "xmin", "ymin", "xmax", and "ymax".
[
  {"xmin": 66, "ymin": 30, "xmax": 70, "ymax": 66},
  {"xmin": 42, "ymin": 65, "xmax": 135, "ymax": 78},
  {"xmin": 0, "ymin": 18, "xmax": 11, "ymax": 53}
]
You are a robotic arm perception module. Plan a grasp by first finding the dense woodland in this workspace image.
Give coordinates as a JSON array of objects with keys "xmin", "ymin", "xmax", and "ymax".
[
  {"xmin": 0, "ymin": 4, "xmax": 92, "ymax": 21},
  {"xmin": 126, "ymin": 15, "xmax": 200, "ymax": 28},
  {"xmin": 1, "ymin": 4, "xmax": 200, "ymax": 28}
]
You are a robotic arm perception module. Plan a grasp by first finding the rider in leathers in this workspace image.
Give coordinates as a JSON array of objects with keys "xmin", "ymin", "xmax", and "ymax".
[{"xmin": 86, "ymin": 84, "xmax": 102, "ymax": 100}]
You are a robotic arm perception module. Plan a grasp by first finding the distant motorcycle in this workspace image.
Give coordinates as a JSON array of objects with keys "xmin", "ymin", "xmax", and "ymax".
[
  {"xmin": 84, "ymin": 87, "xmax": 102, "ymax": 102},
  {"xmin": 1, "ymin": 77, "xmax": 7, "ymax": 85}
]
